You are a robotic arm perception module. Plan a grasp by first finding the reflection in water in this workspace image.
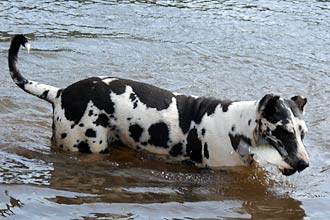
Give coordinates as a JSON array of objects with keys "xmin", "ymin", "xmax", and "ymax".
[
  {"xmin": 0, "ymin": 190, "xmax": 24, "ymax": 218},
  {"xmin": 0, "ymin": 145, "xmax": 306, "ymax": 219}
]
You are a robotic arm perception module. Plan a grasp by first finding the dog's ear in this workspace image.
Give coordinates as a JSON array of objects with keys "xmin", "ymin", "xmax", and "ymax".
[
  {"xmin": 258, "ymin": 94, "xmax": 280, "ymax": 115},
  {"xmin": 291, "ymin": 95, "xmax": 307, "ymax": 112}
]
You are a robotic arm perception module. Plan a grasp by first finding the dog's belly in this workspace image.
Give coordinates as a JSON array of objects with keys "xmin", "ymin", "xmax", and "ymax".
[{"xmin": 106, "ymin": 88, "xmax": 187, "ymax": 156}]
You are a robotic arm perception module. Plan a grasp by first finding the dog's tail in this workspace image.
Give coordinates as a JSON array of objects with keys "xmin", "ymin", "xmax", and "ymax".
[{"xmin": 8, "ymin": 34, "xmax": 60, "ymax": 104}]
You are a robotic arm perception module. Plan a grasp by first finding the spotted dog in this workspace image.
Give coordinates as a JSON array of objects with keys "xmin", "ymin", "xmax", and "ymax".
[{"xmin": 8, "ymin": 35, "xmax": 309, "ymax": 175}]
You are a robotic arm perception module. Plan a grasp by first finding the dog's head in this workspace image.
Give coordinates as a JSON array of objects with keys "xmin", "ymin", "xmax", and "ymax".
[{"xmin": 257, "ymin": 94, "xmax": 309, "ymax": 176}]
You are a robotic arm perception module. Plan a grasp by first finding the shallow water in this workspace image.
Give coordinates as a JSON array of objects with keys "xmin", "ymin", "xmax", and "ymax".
[{"xmin": 0, "ymin": 0, "xmax": 330, "ymax": 219}]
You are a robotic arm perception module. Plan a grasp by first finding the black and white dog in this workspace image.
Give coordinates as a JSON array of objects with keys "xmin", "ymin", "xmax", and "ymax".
[{"xmin": 8, "ymin": 35, "xmax": 309, "ymax": 175}]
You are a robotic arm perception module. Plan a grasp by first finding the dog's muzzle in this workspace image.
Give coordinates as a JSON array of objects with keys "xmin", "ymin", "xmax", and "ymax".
[
  {"xmin": 265, "ymin": 138, "xmax": 309, "ymax": 176},
  {"xmin": 279, "ymin": 159, "xmax": 309, "ymax": 176},
  {"xmin": 280, "ymin": 168, "xmax": 296, "ymax": 176}
]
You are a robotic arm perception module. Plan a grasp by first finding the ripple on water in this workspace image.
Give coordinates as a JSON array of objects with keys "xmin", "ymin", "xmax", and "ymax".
[
  {"xmin": 0, "ymin": 148, "xmax": 53, "ymax": 185},
  {"xmin": 0, "ymin": 97, "xmax": 19, "ymax": 113},
  {"xmin": 0, "ymin": 0, "xmax": 330, "ymax": 219}
]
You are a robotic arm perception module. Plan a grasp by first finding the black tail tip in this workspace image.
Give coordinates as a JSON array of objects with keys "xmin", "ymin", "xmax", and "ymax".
[{"xmin": 11, "ymin": 34, "xmax": 29, "ymax": 48}]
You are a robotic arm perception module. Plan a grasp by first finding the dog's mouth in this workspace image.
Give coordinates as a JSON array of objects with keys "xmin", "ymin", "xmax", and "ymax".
[
  {"xmin": 278, "ymin": 167, "xmax": 296, "ymax": 176},
  {"xmin": 250, "ymin": 139, "xmax": 298, "ymax": 175},
  {"xmin": 265, "ymin": 139, "xmax": 300, "ymax": 176}
]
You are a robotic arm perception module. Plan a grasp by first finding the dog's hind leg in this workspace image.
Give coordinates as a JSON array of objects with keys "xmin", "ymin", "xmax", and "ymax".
[{"xmin": 53, "ymin": 122, "xmax": 110, "ymax": 154}]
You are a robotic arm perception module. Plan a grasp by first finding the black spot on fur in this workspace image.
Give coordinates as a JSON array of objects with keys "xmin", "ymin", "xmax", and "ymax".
[
  {"xmin": 248, "ymin": 119, "xmax": 251, "ymax": 126},
  {"xmin": 259, "ymin": 94, "xmax": 292, "ymax": 123},
  {"xmin": 220, "ymin": 100, "xmax": 232, "ymax": 112},
  {"xmin": 186, "ymin": 128, "xmax": 203, "ymax": 163},
  {"xmin": 99, "ymin": 148, "xmax": 109, "ymax": 154},
  {"xmin": 99, "ymin": 140, "xmax": 103, "ymax": 144},
  {"xmin": 130, "ymin": 93, "xmax": 137, "ymax": 102},
  {"xmin": 271, "ymin": 125, "xmax": 297, "ymax": 157},
  {"xmin": 129, "ymin": 124, "xmax": 144, "ymax": 142},
  {"xmin": 61, "ymin": 133, "xmax": 67, "ymax": 139},
  {"xmin": 204, "ymin": 143, "xmax": 209, "ymax": 159},
  {"xmin": 231, "ymin": 125, "xmax": 235, "ymax": 132},
  {"xmin": 85, "ymin": 129, "xmax": 96, "ymax": 138},
  {"xmin": 148, "ymin": 122, "xmax": 169, "ymax": 148},
  {"xmin": 229, "ymin": 133, "xmax": 251, "ymax": 151},
  {"xmin": 229, "ymin": 134, "xmax": 239, "ymax": 151},
  {"xmin": 169, "ymin": 143, "xmax": 183, "ymax": 157},
  {"xmin": 94, "ymin": 114, "xmax": 109, "ymax": 127},
  {"xmin": 51, "ymin": 120, "xmax": 56, "ymax": 143},
  {"xmin": 133, "ymin": 101, "xmax": 138, "ymax": 109},
  {"xmin": 79, "ymin": 123, "xmax": 84, "ymax": 127},
  {"xmin": 40, "ymin": 90, "xmax": 49, "ymax": 99},
  {"xmin": 107, "ymin": 79, "xmax": 126, "ymax": 95},
  {"xmin": 108, "ymin": 78, "xmax": 174, "ymax": 110},
  {"xmin": 61, "ymin": 77, "xmax": 115, "ymax": 125},
  {"xmin": 110, "ymin": 139, "xmax": 124, "ymax": 147},
  {"xmin": 75, "ymin": 141, "xmax": 91, "ymax": 153},
  {"xmin": 201, "ymin": 128, "xmax": 206, "ymax": 136},
  {"xmin": 88, "ymin": 110, "xmax": 94, "ymax": 116},
  {"xmin": 127, "ymin": 117, "xmax": 132, "ymax": 121},
  {"xmin": 176, "ymin": 95, "xmax": 225, "ymax": 134},
  {"xmin": 56, "ymin": 89, "xmax": 63, "ymax": 98}
]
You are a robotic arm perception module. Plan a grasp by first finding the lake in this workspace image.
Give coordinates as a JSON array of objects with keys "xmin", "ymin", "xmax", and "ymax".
[{"xmin": 0, "ymin": 0, "xmax": 329, "ymax": 219}]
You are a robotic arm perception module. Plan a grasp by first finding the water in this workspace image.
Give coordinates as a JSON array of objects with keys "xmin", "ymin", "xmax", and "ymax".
[{"xmin": 0, "ymin": 0, "xmax": 330, "ymax": 219}]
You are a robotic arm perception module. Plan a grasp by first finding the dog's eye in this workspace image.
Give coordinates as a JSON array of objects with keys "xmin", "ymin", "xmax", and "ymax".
[{"xmin": 276, "ymin": 127, "xmax": 294, "ymax": 138}]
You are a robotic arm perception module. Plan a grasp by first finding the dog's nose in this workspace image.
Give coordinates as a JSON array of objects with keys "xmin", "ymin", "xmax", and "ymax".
[{"xmin": 296, "ymin": 159, "xmax": 309, "ymax": 172}]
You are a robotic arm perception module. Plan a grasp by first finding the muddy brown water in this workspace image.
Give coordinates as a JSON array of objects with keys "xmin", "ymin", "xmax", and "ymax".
[{"xmin": 0, "ymin": 0, "xmax": 330, "ymax": 219}]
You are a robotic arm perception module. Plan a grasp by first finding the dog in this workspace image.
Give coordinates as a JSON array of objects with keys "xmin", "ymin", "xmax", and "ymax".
[{"xmin": 8, "ymin": 35, "xmax": 309, "ymax": 176}]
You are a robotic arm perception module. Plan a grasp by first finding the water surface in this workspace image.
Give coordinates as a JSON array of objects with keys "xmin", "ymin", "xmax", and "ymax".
[{"xmin": 0, "ymin": 0, "xmax": 330, "ymax": 219}]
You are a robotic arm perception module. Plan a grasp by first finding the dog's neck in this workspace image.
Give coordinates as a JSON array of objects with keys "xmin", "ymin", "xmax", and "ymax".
[
  {"xmin": 212, "ymin": 100, "xmax": 264, "ymax": 163},
  {"xmin": 214, "ymin": 100, "xmax": 261, "ymax": 146}
]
